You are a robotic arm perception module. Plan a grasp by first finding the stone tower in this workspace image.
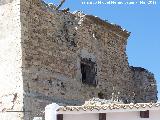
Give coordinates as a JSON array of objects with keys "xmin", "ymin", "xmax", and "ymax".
[{"xmin": 0, "ymin": 0, "xmax": 157, "ymax": 119}]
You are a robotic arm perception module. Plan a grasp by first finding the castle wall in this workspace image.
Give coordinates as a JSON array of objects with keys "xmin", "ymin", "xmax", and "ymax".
[
  {"xmin": 131, "ymin": 67, "xmax": 157, "ymax": 103},
  {"xmin": 0, "ymin": 0, "xmax": 24, "ymax": 119},
  {"xmin": 20, "ymin": 0, "xmax": 135, "ymax": 119},
  {"xmin": 0, "ymin": 0, "xmax": 157, "ymax": 119}
]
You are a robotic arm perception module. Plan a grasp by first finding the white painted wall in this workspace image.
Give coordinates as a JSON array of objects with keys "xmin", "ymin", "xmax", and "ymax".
[
  {"xmin": 107, "ymin": 112, "xmax": 143, "ymax": 120},
  {"xmin": 63, "ymin": 110, "xmax": 160, "ymax": 120},
  {"xmin": 107, "ymin": 110, "xmax": 160, "ymax": 120},
  {"xmin": 64, "ymin": 113, "xmax": 99, "ymax": 120},
  {"xmin": 0, "ymin": 0, "xmax": 23, "ymax": 119}
]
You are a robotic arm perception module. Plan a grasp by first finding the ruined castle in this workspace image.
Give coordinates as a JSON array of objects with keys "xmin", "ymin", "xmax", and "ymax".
[{"xmin": 0, "ymin": 0, "xmax": 158, "ymax": 119}]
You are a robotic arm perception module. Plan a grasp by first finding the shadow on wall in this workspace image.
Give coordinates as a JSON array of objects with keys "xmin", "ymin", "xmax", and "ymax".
[{"xmin": 0, "ymin": 0, "xmax": 14, "ymax": 5}]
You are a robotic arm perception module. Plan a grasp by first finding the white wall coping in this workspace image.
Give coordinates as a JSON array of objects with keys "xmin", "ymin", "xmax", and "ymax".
[{"xmin": 57, "ymin": 102, "xmax": 160, "ymax": 114}]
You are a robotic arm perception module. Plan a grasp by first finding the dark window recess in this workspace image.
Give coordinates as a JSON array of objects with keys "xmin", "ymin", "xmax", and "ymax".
[
  {"xmin": 98, "ymin": 92, "xmax": 104, "ymax": 99},
  {"xmin": 80, "ymin": 58, "xmax": 96, "ymax": 86},
  {"xmin": 99, "ymin": 113, "xmax": 106, "ymax": 120},
  {"xmin": 57, "ymin": 114, "xmax": 63, "ymax": 120},
  {"xmin": 140, "ymin": 110, "xmax": 149, "ymax": 118}
]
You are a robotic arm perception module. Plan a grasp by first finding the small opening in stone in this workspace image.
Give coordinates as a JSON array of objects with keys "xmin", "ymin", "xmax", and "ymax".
[
  {"xmin": 80, "ymin": 58, "xmax": 96, "ymax": 86},
  {"xmin": 98, "ymin": 92, "xmax": 104, "ymax": 99}
]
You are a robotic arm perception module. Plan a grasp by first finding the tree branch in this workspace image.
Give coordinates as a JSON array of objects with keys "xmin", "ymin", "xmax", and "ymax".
[{"xmin": 56, "ymin": 0, "xmax": 66, "ymax": 10}]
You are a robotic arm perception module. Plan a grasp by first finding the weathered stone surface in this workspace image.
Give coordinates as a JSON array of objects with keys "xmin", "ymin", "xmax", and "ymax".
[
  {"xmin": 0, "ymin": 0, "xmax": 158, "ymax": 119},
  {"xmin": 131, "ymin": 66, "xmax": 157, "ymax": 103}
]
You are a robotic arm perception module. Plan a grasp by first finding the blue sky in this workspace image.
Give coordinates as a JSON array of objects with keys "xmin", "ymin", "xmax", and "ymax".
[{"xmin": 44, "ymin": 0, "xmax": 160, "ymax": 99}]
